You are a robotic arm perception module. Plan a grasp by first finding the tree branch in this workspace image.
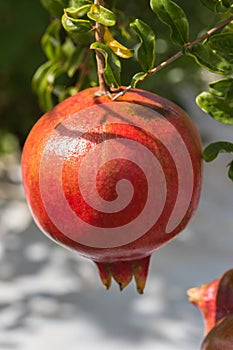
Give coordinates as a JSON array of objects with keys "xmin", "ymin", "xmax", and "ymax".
[
  {"xmin": 112, "ymin": 15, "xmax": 233, "ymax": 100},
  {"xmin": 94, "ymin": 0, "xmax": 110, "ymax": 96}
]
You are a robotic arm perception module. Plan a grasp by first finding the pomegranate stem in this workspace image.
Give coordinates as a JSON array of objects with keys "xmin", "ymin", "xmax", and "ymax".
[{"xmin": 94, "ymin": 0, "xmax": 110, "ymax": 96}]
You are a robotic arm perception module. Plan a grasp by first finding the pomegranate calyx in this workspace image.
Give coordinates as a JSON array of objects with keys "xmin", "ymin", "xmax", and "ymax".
[
  {"xmin": 95, "ymin": 262, "xmax": 112, "ymax": 290},
  {"xmin": 187, "ymin": 279, "xmax": 219, "ymax": 335},
  {"xmin": 133, "ymin": 256, "xmax": 151, "ymax": 294},
  {"xmin": 95, "ymin": 256, "xmax": 150, "ymax": 294},
  {"xmin": 187, "ymin": 269, "xmax": 233, "ymax": 335}
]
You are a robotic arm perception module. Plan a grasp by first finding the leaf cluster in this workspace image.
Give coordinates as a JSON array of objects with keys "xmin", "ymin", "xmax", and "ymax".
[
  {"xmin": 203, "ymin": 141, "xmax": 233, "ymax": 181},
  {"xmin": 34, "ymin": 0, "xmax": 233, "ymax": 179},
  {"xmin": 35, "ymin": 0, "xmax": 195, "ymax": 108}
]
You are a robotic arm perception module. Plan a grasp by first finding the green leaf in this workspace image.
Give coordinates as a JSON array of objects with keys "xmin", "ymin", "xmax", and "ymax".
[
  {"xmin": 130, "ymin": 19, "xmax": 156, "ymax": 72},
  {"xmin": 40, "ymin": 0, "xmax": 66, "ymax": 18},
  {"xmin": 32, "ymin": 61, "xmax": 52, "ymax": 93},
  {"xmin": 39, "ymin": 85, "xmax": 54, "ymax": 112},
  {"xmin": 61, "ymin": 37, "xmax": 76, "ymax": 59},
  {"xmin": 131, "ymin": 72, "xmax": 148, "ymax": 87},
  {"xmin": 216, "ymin": 0, "xmax": 233, "ymax": 11},
  {"xmin": 209, "ymin": 78, "xmax": 233, "ymax": 98},
  {"xmin": 200, "ymin": 0, "xmax": 219, "ymax": 11},
  {"xmin": 228, "ymin": 160, "xmax": 233, "ymax": 181},
  {"xmin": 53, "ymin": 84, "xmax": 67, "ymax": 100},
  {"xmin": 203, "ymin": 141, "xmax": 233, "ymax": 162},
  {"xmin": 200, "ymin": 0, "xmax": 232, "ymax": 11},
  {"xmin": 53, "ymin": 85, "xmax": 80, "ymax": 104},
  {"xmin": 64, "ymin": 5, "xmax": 92, "ymax": 18},
  {"xmin": 90, "ymin": 42, "xmax": 121, "ymax": 87},
  {"xmin": 32, "ymin": 62, "xmax": 66, "ymax": 111},
  {"xmin": 69, "ymin": 0, "xmax": 91, "ymax": 7},
  {"xmin": 187, "ymin": 43, "xmax": 232, "ymax": 74},
  {"xmin": 69, "ymin": 0, "xmax": 86, "ymax": 4},
  {"xmin": 203, "ymin": 142, "xmax": 233, "ymax": 182},
  {"xmin": 66, "ymin": 47, "xmax": 86, "ymax": 77},
  {"xmin": 221, "ymin": 0, "xmax": 231, "ymax": 7},
  {"xmin": 150, "ymin": 0, "xmax": 189, "ymax": 46},
  {"xmin": 196, "ymin": 91, "xmax": 233, "ymax": 123},
  {"xmin": 197, "ymin": 77, "xmax": 233, "ymax": 124},
  {"xmin": 62, "ymin": 13, "xmax": 92, "ymax": 40},
  {"xmin": 208, "ymin": 33, "xmax": 233, "ymax": 63},
  {"xmin": 41, "ymin": 20, "xmax": 62, "ymax": 61},
  {"xmin": 87, "ymin": 5, "xmax": 116, "ymax": 27}
]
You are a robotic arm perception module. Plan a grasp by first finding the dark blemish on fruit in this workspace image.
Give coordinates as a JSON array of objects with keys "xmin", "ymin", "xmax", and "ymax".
[{"xmin": 55, "ymin": 122, "xmax": 62, "ymax": 129}]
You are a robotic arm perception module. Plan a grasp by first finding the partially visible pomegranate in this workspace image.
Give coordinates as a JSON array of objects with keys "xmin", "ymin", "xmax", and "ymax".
[
  {"xmin": 201, "ymin": 315, "xmax": 233, "ymax": 350},
  {"xmin": 22, "ymin": 87, "xmax": 203, "ymax": 293},
  {"xmin": 187, "ymin": 269, "xmax": 233, "ymax": 334}
]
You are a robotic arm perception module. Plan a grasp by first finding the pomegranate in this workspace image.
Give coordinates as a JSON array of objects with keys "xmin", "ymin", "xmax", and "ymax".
[
  {"xmin": 201, "ymin": 315, "xmax": 233, "ymax": 350},
  {"xmin": 21, "ymin": 87, "xmax": 203, "ymax": 293},
  {"xmin": 187, "ymin": 269, "xmax": 233, "ymax": 334}
]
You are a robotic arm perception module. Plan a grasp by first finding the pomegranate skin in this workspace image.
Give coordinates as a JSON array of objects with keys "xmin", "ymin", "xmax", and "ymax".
[
  {"xmin": 201, "ymin": 315, "xmax": 233, "ymax": 350},
  {"xmin": 22, "ymin": 87, "xmax": 203, "ymax": 292}
]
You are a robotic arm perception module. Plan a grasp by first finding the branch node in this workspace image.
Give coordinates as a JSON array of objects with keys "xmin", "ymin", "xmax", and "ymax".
[{"xmin": 112, "ymin": 85, "xmax": 132, "ymax": 101}]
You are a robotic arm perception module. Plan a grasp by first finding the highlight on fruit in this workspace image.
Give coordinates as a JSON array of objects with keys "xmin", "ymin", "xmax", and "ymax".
[{"xmin": 21, "ymin": 87, "xmax": 203, "ymax": 293}]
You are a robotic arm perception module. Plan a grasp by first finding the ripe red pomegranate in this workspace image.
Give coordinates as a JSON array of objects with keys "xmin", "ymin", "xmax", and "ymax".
[
  {"xmin": 22, "ymin": 87, "xmax": 203, "ymax": 293},
  {"xmin": 188, "ymin": 269, "xmax": 233, "ymax": 334}
]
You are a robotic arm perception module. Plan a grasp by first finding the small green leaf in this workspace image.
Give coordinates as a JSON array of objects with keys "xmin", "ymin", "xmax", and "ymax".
[
  {"xmin": 32, "ymin": 61, "xmax": 52, "ymax": 93},
  {"xmin": 39, "ymin": 85, "xmax": 54, "ymax": 112},
  {"xmin": 62, "ymin": 13, "xmax": 92, "ymax": 39},
  {"xmin": 32, "ymin": 62, "xmax": 66, "ymax": 111},
  {"xmin": 150, "ymin": 0, "xmax": 189, "ymax": 46},
  {"xmin": 196, "ymin": 91, "xmax": 233, "ymax": 124},
  {"xmin": 53, "ymin": 85, "xmax": 67, "ymax": 101},
  {"xmin": 200, "ymin": 0, "xmax": 219, "ymax": 11},
  {"xmin": 208, "ymin": 33, "xmax": 233, "ymax": 63},
  {"xmin": 203, "ymin": 142, "xmax": 233, "ymax": 181},
  {"xmin": 200, "ymin": 0, "xmax": 231, "ymax": 12},
  {"xmin": 69, "ymin": 0, "xmax": 91, "ymax": 7},
  {"xmin": 221, "ymin": 0, "xmax": 231, "ymax": 7},
  {"xmin": 41, "ymin": 63, "xmax": 65, "ymax": 89},
  {"xmin": 40, "ymin": 0, "xmax": 66, "ymax": 18},
  {"xmin": 188, "ymin": 43, "xmax": 232, "ymax": 75},
  {"xmin": 209, "ymin": 78, "xmax": 233, "ymax": 98},
  {"xmin": 41, "ymin": 20, "xmax": 62, "ymax": 61},
  {"xmin": 66, "ymin": 47, "xmax": 86, "ymax": 77},
  {"xmin": 203, "ymin": 141, "xmax": 233, "ymax": 162},
  {"xmin": 87, "ymin": 5, "xmax": 116, "ymax": 27},
  {"xmin": 197, "ymin": 78, "xmax": 233, "ymax": 124},
  {"xmin": 228, "ymin": 160, "xmax": 233, "ymax": 182},
  {"xmin": 53, "ymin": 84, "xmax": 79, "ymax": 103},
  {"xmin": 216, "ymin": 0, "xmax": 232, "ymax": 11},
  {"xmin": 90, "ymin": 42, "xmax": 121, "ymax": 87},
  {"xmin": 61, "ymin": 37, "xmax": 76, "ymax": 60},
  {"xmin": 65, "ymin": 5, "xmax": 92, "ymax": 18},
  {"xmin": 131, "ymin": 72, "xmax": 148, "ymax": 87},
  {"xmin": 130, "ymin": 19, "xmax": 156, "ymax": 72}
]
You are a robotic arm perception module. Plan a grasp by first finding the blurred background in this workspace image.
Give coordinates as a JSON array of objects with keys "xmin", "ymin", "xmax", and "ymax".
[{"xmin": 0, "ymin": 1, "xmax": 233, "ymax": 349}]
